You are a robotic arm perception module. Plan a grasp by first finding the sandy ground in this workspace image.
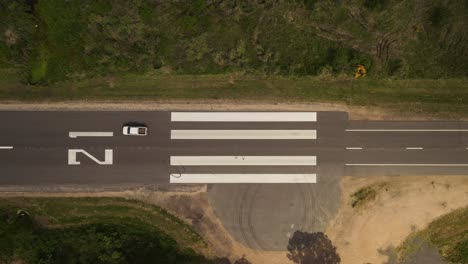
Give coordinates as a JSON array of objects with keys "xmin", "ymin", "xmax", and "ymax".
[
  {"xmin": 327, "ymin": 175, "xmax": 468, "ymax": 264},
  {"xmin": 0, "ymin": 99, "xmax": 459, "ymax": 120}
]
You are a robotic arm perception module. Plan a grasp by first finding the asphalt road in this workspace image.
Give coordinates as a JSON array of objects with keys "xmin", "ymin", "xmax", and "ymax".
[{"xmin": 1, "ymin": 111, "xmax": 468, "ymax": 185}]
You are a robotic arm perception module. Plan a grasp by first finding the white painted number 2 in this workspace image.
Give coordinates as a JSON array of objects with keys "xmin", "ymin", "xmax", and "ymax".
[{"xmin": 68, "ymin": 149, "xmax": 113, "ymax": 165}]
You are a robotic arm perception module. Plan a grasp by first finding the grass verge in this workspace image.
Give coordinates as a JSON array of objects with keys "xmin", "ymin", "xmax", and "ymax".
[
  {"xmin": 1, "ymin": 69, "xmax": 468, "ymax": 118},
  {"xmin": 397, "ymin": 206, "xmax": 468, "ymax": 263},
  {"xmin": 350, "ymin": 183, "xmax": 388, "ymax": 209},
  {"xmin": 0, "ymin": 197, "xmax": 211, "ymax": 263}
]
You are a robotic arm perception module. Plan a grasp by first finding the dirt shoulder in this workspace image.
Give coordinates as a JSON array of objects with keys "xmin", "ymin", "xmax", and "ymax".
[{"xmin": 0, "ymin": 100, "xmax": 460, "ymax": 120}]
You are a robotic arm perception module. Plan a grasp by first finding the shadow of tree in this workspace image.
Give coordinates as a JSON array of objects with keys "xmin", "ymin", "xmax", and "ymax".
[{"xmin": 287, "ymin": 231, "xmax": 341, "ymax": 264}]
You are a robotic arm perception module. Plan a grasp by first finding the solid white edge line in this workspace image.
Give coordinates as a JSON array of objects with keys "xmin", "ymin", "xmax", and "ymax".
[
  {"xmin": 171, "ymin": 112, "xmax": 317, "ymax": 122},
  {"xmin": 171, "ymin": 130, "xmax": 317, "ymax": 139},
  {"xmin": 346, "ymin": 129, "xmax": 468, "ymax": 132},
  {"xmin": 170, "ymin": 156, "xmax": 317, "ymax": 166},
  {"xmin": 345, "ymin": 164, "xmax": 468, "ymax": 166},
  {"xmin": 170, "ymin": 174, "xmax": 317, "ymax": 183},
  {"xmin": 0, "ymin": 146, "xmax": 13, "ymax": 149},
  {"xmin": 69, "ymin": 132, "xmax": 114, "ymax": 138},
  {"xmin": 346, "ymin": 147, "xmax": 363, "ymax": 150},
  {"xmin": 406, "ymin": 147, "xmax": 423, "ymax": 150}
]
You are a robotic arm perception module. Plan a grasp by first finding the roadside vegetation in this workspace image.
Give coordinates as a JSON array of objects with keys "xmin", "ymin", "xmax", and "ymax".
[
  {"xmin": 0, "ymin": 0, "xmax": 467, "ymax": 114},
  {"xmin": 397, "ymin": 206, "xmax": 468, "ymax": 263},
  {"xmin": 350, "ymin": 182, "xmax": 388, "ymax": 208},
  {"xmin": 1, "ymin": 69, "xmax": 468, "ymax": 117},
  {"xmin": 0, "ymin": 197, "xmax": 220, "ymax": 264}
]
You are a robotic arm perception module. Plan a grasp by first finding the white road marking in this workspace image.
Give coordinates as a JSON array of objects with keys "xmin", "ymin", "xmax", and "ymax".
[
  {"xmin": 0, "ymin": 146, "xmax": 13, "ymax": 149},
  {"xmin": 346, "ymin": 147, "xmax": 363, "ymax": 150},
  {"xmin": 68, "ymin": 149, "xmax": 113, "ymax": 165},
  {"xmin": 170, "ymin": 174, "xmax": 317, "ymax": 183},
  {"xmin": 345, "ymin": 163, "xmax": 468, "ymax": 166},
  {"xmin": 171, "ymin": 130, "xmax": 317, "ymax": 139},
  {"xmin": 69, "ymin": 132, "xmax": 114, "ymax": 138},
  {"xmin": 170, "ymin": 156, "xmax": 316, "ymax": 166},
  {"xmin": 346, "ymin": 129, "xmax": 468, "ymax": 132},
  {"xmin": 406, "ymin": 147, "xmax": 423, "ymax": 150},
  {"xmin": 171, "ymin": 112, "xmax": 317, "ymax": 122}
]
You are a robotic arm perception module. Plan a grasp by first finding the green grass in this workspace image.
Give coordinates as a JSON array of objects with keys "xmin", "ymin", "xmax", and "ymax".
[
  {"xmin": 1, "ymin": 68, "xmax": 468, "ymax": 118},
  {"xmin": 397, "ymin": 206, "xmax": 468, "ymax": 263},
  {"xmin": 350, "ymin": 186, "xmax": 377, "ymax": 208},
  {"xmin": 0, "ymin": 197, "xmax": 210, "ymax": 264},
  {"xmin": 350, "ymin": 183, "xmax": 389, "ymax": 208}
]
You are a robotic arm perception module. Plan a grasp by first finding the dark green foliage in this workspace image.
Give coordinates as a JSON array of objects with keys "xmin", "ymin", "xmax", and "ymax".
[
  {"xmin": 451, "ymin": 240, "xmax": 468, "ymax": 263},
  {"xmin": 429, "ymin": 5, "xmax": 451, "ymax": 28},
  {"xmin": 0, "ymin": 205, "xmax": 211, "ymax": 264},
  {"xmin": 0, "ymin": 0, "xmax": 35, "ymax": 67},
  {"xmin": 363, "ymin": 0, "xmax": 387, "ymax": 11},
  {"xmin": 0, "ymin": 0, "xmax": 467, "ymax": 83},
  {"xmin": 303, "ymin": 0, "xmax": 318, "ymax": 11},
  {"xmin": 287, "ymin": 231, "xmax": 341, "ymax": 264},
  {"xmin": 386, "ymin": 58, "xmax": 403, "ymax": 76}
]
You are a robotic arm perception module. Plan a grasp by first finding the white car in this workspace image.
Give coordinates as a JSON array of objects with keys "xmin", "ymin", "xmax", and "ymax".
[{"xmin": 122, "ymin": 125, "xmax": 147, "ymax": 136}]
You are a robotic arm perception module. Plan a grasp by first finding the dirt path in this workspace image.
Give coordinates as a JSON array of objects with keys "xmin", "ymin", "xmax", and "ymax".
[{"xmin": 0, "ymin": 100, "xmax": 454, "ymax": 120}]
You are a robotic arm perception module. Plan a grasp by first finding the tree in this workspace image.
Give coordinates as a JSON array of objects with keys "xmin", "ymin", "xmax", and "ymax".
[{"xmin": 287, "ymin": 231, "xmax": 340, "ymax": 264}]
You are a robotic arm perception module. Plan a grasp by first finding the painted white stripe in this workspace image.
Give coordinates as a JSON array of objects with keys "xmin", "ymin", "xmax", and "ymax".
[
  {"xmin": 406, "ymin": 147, "xmax": 423, "ymax": 150},
  {"xmin": 346, "ymin": 147, "xmax": 363, "ymax": 150},
  {"xmin": 346, "ymin": 129, "xmax": 468, "ymax": 132},
  {"xmin": 0, "ymin": 146, "xmax": 13, "ymax": 149},
  {"xmin": 68, "ymin": 149, "xmax": 113, "ymax": 165},
  {"xmin": 171, "ymin": 112, "xmax": 317, "ymax": 122},
  {"xmin": 171, "ymin": 156, "xmax": 316, "ymax": 166},
  {"xmin": 171, "ymin": 130, "xmax": 317, "ymax": 139},
  {"xmin": 346, "ymin": 164, "xmax": 468, "ymax": 167},
  {"xmin": 69, "ymin": 132, "xmax": 114, "ymax": 138},
  {"xmin": 170, "ymin": 174, "xmax": 317, "ymax": 183}
]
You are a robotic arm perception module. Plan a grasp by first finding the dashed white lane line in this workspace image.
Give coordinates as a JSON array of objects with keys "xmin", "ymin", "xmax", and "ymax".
[
  {"xmin": 170, "ymin": 156, "xmax": 317, "ymax": 166},
  {"xmin": 170, "ymin": 173, "xmax": 317, "ymax": 183},
  {"xmin": 346, "ymin": 147, "xmax": 363, "ymax": 150},
  {"xmin": 406, "ymin": 147, "xmax": 423, "ymax": 150},
  {"xmin": 69, "ymin": 132, "xmax": 114, "ymax": 138},
  {"xmin": 0, "ymin": 146, "xmax": 13, "ymax": 150},
  {"xmin": 171, "ymin": 112, "xmax": 317, "ymax": 122},
  {"xmin": 171, "ymin": 130, "xmax": 317, "ymax": 139},
  {"xmin": 346, "ymin": 129, "xmax": 468, "ymax": 132},
  {"xmin": 346, "ymin": 163, "xmax": 468, "ymax": 166}
]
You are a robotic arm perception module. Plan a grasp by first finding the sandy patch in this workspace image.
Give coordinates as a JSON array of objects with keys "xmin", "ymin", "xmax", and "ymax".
[
  {"xmin": 0, "ymin": 100, "xmax": 458, "ymax": 120},
  {"xmin": 326, "ymin": 176, "xmax": 468, "ymax": 264}
]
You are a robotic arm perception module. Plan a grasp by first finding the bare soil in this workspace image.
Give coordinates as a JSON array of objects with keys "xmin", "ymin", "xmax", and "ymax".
[
  {"xmin": 326, "ymin": 176, "xmax": 468, "ymax": 264},
  {"xmin": 0, "ymin": 100, "xmax": 456, "ymax": 120}
]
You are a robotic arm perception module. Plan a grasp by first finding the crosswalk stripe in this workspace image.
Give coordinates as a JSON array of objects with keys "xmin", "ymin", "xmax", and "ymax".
[
  {"xmin": 170, "ymin": 173, "xmax": 317, "ymax": 183},
  {"xmin": 171, "ymin": 130, "xmax": 317, "ymax": 139},
  {"xmin": 171, "ymin": 156, "xmax": 316, "ymax": 166},
  {"xmin": 171, "ymin": 112, "xmax": 317, "ymax": 122}
]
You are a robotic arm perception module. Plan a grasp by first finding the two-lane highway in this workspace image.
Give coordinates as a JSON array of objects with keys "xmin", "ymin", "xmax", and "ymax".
[
  {"xmin": 1, "ymin": 111, "xmax": 468, "ymax": 186},
  {"xmin": 345, "ymin": 120, "xmax": 468, "ymax": 176}
]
